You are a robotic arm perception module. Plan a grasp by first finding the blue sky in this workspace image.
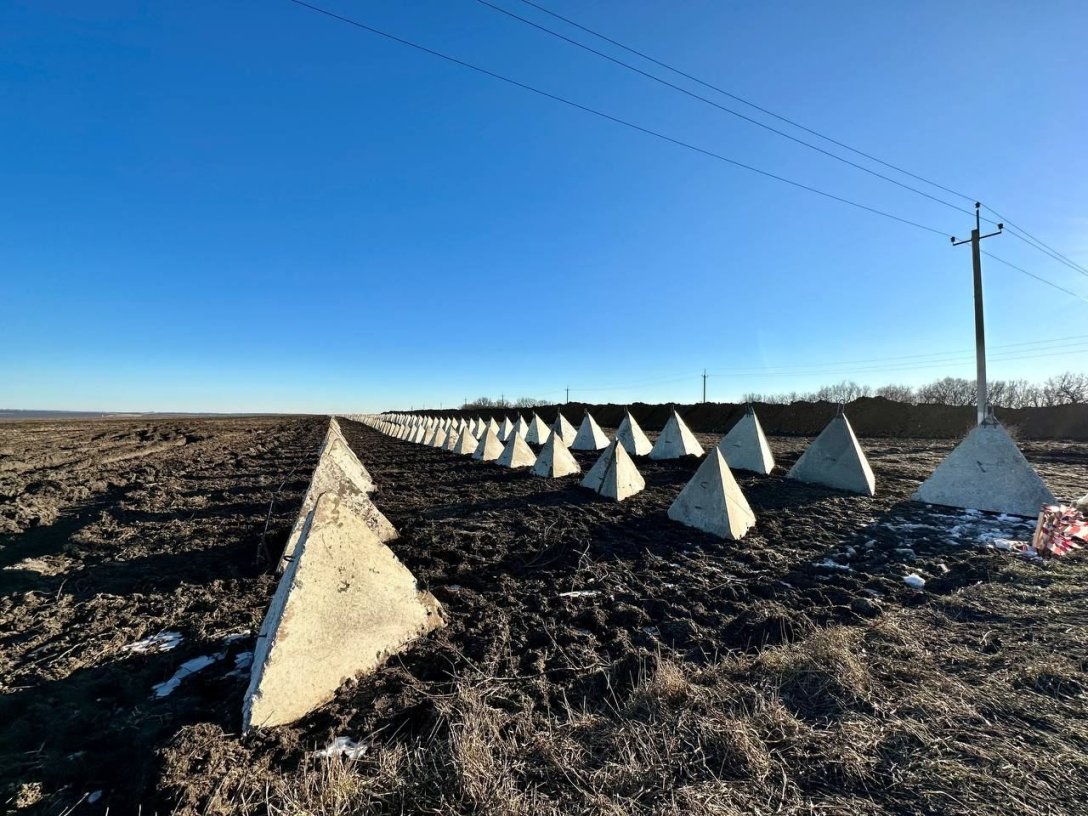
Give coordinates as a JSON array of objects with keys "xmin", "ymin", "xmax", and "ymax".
[{"xmin": 3, "ymin": 0, "xmax": 1086, "ymax": 413}]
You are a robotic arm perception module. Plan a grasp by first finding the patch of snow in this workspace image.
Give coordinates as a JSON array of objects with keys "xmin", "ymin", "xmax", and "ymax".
[
  {"xmin": 233, "ymin": 652, "xmax": 253, "ymax": 670},
  {"xmin": 558, "ymin": 590, "xmax": 600, "ymax": 598},
  {"xmin": 445, "ymin": 584, "xmax": 462, "ymax": 592},
  {"xmin": 87, "ymin": 791, "xmax": 102, "ymax": 804},
  {"xmin": 815, "ymin": 559, "xmax": 852, "ymax": 571},
  {"xmin": 221, "ymin": 632, "xmax": 249, "ymax": 644},
  {"xmin": 643, "ymin": 626, "xmax": 660, "ymax": 637},
  {"xmin": 153, "ymin": 653, "xmax": 223, "ymax": 698},
  {"xmin": 313, "ymin": 737, "xmax": 368, "ymax": 760},
  {"xmin": 125, "ymin": 631, "xmax": 183, "ymax": 654},
  {"xmin": 903, "ymin": 573, "xmax": 926, "ymax": 589}
]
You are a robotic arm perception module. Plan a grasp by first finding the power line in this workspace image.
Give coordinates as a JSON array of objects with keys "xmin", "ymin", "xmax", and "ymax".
[
  {"xmin": 983, "ymin": 207, "xmax": 1088, "ymax": 278},
  {"xmin": 287, "ymin": 0, "xmax": 947, "ymax": 236},
  {"xmin": 706, "ymin": 334, "xmax": 1088, "ymax": 374},
  {"xmin": 983, "ymin": 252, "xmax": 1088, "ymax": 303},
  {"xmin": 513, "ymin": 0, "xmax": 1088, "ymax": 280},
  {"xmin": 473, "ymin": 0, "xmax": 977, "ymax": 220},
  {"xmin": 288, "ymin": 1, "xmax": 1084, "ymax": 305},
  {"xmin": 514, "ymin": 0, "xmax": 978, "ymax": 204}
]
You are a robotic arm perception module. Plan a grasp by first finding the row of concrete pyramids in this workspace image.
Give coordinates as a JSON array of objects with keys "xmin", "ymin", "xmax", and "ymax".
[
  {"xmin": 244, "ymin": 418, "xmax": 443, "ymax": 732},
  {"xmin": 355, "ymin": 407, "xmax": 881, "ymax": 543}
]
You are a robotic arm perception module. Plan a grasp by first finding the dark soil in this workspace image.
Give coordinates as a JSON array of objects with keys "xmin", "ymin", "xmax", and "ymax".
[{"xmin": 1, "ymin": 416, "xmax": 1086, "ymax": 814}]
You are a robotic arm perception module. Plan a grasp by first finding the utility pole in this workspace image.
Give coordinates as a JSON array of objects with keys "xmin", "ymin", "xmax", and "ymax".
[
  {"xmin": 702, "ymin": 370, "xmax": 708, "ymax": 403},
  {"xmin": 951, "ymin": 202, "xmax": 1002, "ymax": 426},
  {"xmin": 565, "ymin": 386, "xmax": 570, "ymax": 404}
]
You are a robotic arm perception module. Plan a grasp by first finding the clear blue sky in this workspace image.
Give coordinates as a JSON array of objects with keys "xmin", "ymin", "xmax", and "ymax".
[{"xmin": 3, "ymin": 0, "xmax": 1086, "ymax": 413}]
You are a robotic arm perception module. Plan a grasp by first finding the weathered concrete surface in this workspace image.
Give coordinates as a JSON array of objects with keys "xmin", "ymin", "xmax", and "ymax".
[
  {"xmin": 571, "ymin": 412, "xmax": 610, "ymax": 451},
  {"xmin": 511, "ymin": 416, "xmax": 529, "ymax": 440},
  {"xmin": 912, "ymin": 421, "xmax": 1056, "ymax": 517},
  {"xmin": 244, "ymin": 494, "xmax": 444, "ymax": 731},
  {"xmin": 717, "ymin": 408, "xmax": 775, "ymax": 474},
  {"xmin": 443, "ymin": 428, "xmax": 459, "ymax": 452},
  {"xmin": 668, "ymin": 449, "xmax": 756, "ymax": 540},
  {"xmin": 787, "ymin": 414, "xmax": 876, "ymax": 496},
  {"xmin": 551, "ymin": 412, "xmax": 578, "ymax": 446},
  {"xmin": 531, "ymin": 433, "xmax": 581, "ymax": 478},
  {"xmin": 1077, "ymin": 494, "xmax": 1088, "ymax": 513},
  {"xmin": 616, "ymin": 411, "xmax": 653, "ymax": 456},
  {"xmin": 276, "ymin": 435, "xmax": 393, "ymax": 575},
  {"xmin": 430, "ymin": 428, "xmax": 448, "ymax": 449},
  {"xmin": 499, "ymin": 417, "xmax": 514, "ymax": 442},
  {"xmin": 452, "ymin": 427, "xmax": 479, "ymax": 455},
  {"xmin": 473, "ymin": 428, "xmax": 505, "ymax": 462},
  {"xmin": 525, "ymin": 413, "xmax": 551, "ymax": 445},
  {"xmin": 485, "ymin": 418, "xmax": 501, "ymax": 439},
  {"xmin": 650, "ymin": 410, "xmax": 704, "ymax": 460},
  {"xmin": 581, "ymin": 440, "xmax": 645, "ymax": 501},
  {"xmin": 497, "ymin": 433, "xmax": 537, "ymax": 468}
]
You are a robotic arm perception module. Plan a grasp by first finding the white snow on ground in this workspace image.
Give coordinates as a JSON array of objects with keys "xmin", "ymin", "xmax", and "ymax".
[
  {"xmin": 903, "ymin": 573, "xmax": 926, "ymax": 589},
  {"xmin": 153, "ymin": 653, "xmax": 224, "ymax": 698},
  {"xmin": 124, "ymin": 631, "xmax": 183, "ymax": 654},
  {"xmin": 879, "ymin": 508, "xmax": 1035, "ymax": 549},
  {"xmin": 814, "ymin": 559, "xmax": 853, "ymax": 571},
  {"xmin": 313, "ymin": 737, "xmax": 368, "ymax": 759},
  {"xmin": 558, "ymin": 590, "xmax": 601, "ymax": 598}
]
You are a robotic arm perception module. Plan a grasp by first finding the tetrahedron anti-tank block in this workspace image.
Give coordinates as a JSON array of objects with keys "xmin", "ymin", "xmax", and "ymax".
[
  {"xmin": 668, "ymin": 449, "xmax": 756, "ymax": 540},
  {"xmin": 244, "ymin": 493, "xmax": 443, "ymax": 731},
  {"xmin": 787, "ymin": 413, "xmax": 875, "ymax": 496},
  {"xmin": 912, "ymin": 419, "xmax": 1054, "ymax": 516}
]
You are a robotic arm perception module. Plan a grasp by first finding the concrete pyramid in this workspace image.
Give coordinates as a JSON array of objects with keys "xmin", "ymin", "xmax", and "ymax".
[
  {"xmin": 531, "ymin": 433, "xmax": 581, "ymax": 478},
  {"xmin": 473, "ymin": 428, "xmax": 505, "ymax": 461},
  {"xmin": 410, "ymin": 426, "xmax": 426, "ymax": 444},
  {"xmin": 616, "ymin": 411, "xmax": 653, "ymax": 456},
  {"xmin": 486, "ymin": 418, "xmax": 501, "ymax": 439},
  {"xmin": 277, "ymin": 435, "xmax": 391, "ymax": 574},
  {"xmin": 525, "ymin": 413, "xmax": 551, "ymax": 445},
  {"xmin": 319, "ymin": 428, "xmax": 375, "ymax": 493},
  {"xmin": 452, "ymin": 427, "xmax": 479, "ymax": 455},
  {"xmin": 718, "ymin": 407, "xmax": 775, "ymax": 474},
  {"xmin": 499, "ymin": 417, "xmax": 514, "ymax": 442},
  {"xmin": 551, "ymin": 411, "xmax": 578, "ymax": 446},
  {"xmin": 571, "ymin": 412, "xmax": 610, "ymax": 451},
  {"xmin": 650, "ymin": 410, "xmax": 705, "ymax": 460},
  {"xmin": 911, "ymin": 420, "xmax": 1055, "ymax": 516},
  {"xmin": 581, "ymin": 440, "xmax": 645, "ymax": 501},
  {"xmin": 787, "ymin": 413, "xmax": 875, "ymax": 496},
  {"xmin": 511, "ymin": 415, "xmax": 529, "ymax": 440},
  {"xmin": 433, "ymin": 428, "xmax": 450, "ymax": 448},
  {"xmin": 668, "ymin": 449, "xmax": 756, "ymax": 540},
  {"xmin": 443, "ymin": 427, "xmax": 460, "ymax": 452},
  {"xmin": 244, "ymin": 493, "xmax": 444, "ymax": 730},
  {"xmin": 497, "ymin": 433, "xmax": 537, "ymax": 469},
  {"xmin": 423, "ymin": 427, "xmax": 440, "ymax": 447}
]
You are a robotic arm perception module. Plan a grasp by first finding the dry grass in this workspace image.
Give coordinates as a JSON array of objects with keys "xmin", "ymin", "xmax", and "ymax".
[{"xmin": 218, "ymin": 561, "xmax": 1088, "ymax": 816}]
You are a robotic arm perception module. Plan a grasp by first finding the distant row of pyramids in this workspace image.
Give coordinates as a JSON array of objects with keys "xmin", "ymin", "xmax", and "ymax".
[
  {"xmin": 354, "ymin": 407, "xmax": 879, "ymax": 541},
  {"xmin": 355, "ymin": 403, "xmax": 1061, "ymax": 525}
]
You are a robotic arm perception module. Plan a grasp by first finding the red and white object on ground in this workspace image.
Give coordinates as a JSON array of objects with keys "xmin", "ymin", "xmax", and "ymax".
[{"xmin": 1031, "ymin": 505, "xmax": 1087, "ymax": 557}]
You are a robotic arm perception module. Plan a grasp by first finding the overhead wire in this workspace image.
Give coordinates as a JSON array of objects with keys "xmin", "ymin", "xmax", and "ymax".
[
  {"xmin": 287, "ymin": 1, "xmax": 1085, "ymax": 304},
  {"xmin": 511, "ymin": 0, "xmax": 1088, "ymax": 280}
]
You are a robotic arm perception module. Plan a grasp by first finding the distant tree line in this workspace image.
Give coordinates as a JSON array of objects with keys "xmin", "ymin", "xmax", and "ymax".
[
  {"xmin": 461, "ymin": 396, "xmax": 550, "ymax": 409},
  {"xmin": 742, "ymin": 372, "xmax": 1088, "ymax": 408}
]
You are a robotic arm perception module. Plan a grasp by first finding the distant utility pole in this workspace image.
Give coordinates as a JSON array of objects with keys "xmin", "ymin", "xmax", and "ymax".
[
  {"xmin": 702, "ymin": 370, "xmax": 708, "ymax": 403},
  {"xmin": 565, "ymin": 386, "xmax": 570, "ymax": 404},
  {"xmin": 951, "ymin": 202, "xmax": 1002, "ymax": 426}
]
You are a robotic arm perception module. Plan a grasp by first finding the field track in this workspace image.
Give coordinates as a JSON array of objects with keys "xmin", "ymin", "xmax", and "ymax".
[{"xmin": 1, "ymin": 416, "xmax": 1086, "ymax": 813}]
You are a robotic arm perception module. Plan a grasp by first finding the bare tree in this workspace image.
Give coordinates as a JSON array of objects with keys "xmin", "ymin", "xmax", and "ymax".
[
  {"xmin": 514, "ymin": 396, "xmax": 549, "ymax": 408},
  {"xmin": 1043, "ymin": 372, "xmax": 1088, "ymax": 405},
  {"xmin": 813, "ymin": 380, "xmax": 872, "ymax": 403},
  {"xmin": 916, "ymin": 377, "xmax": 976, "ymax": 406},
  {"xmin": 875, "ymin": 384, "xmax": 916, "ymax": 403}
]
